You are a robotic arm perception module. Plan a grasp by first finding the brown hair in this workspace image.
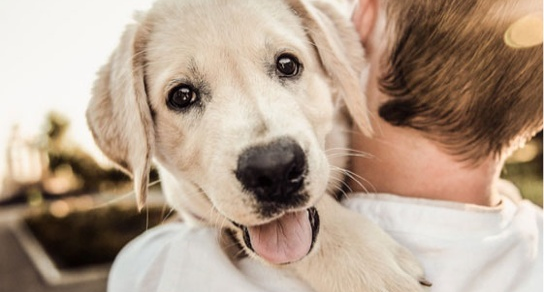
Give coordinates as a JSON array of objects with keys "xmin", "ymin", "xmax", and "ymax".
[{"xmin": 378, "ymin": 0, "xmax": 543, "ymax": 162}]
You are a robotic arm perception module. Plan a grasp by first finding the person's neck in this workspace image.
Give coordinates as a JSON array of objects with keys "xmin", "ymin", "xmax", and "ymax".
[{"xmin": 348, "ymin": 119, "xmax": 504, "ymax": 207}]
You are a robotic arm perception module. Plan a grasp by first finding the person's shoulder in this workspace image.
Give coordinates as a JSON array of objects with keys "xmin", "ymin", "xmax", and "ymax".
[
  {"xmin": 499, "ymin": 178, "xmax": 542, "ymax": 216},
  {"xmin": 519, "ymin": 199, "xmax": 543, "ymax": 213},
  {"xmin": 107, "ymin": 221, "xmax": 192, "ymax": 292},
  {"xmin": 118, "ymin": 220, "xmax": 187, "ymax": 254},
  {"xmin": 517, "ymin": 198, "xmax": 543, "ymax": 228},
  {"xmin": 497, "ymin": 178, "xmax": 542, "ymax": 221},
  {"xmin": 510, "ymin": 199, "xmax": 543, "ymax": 292}
]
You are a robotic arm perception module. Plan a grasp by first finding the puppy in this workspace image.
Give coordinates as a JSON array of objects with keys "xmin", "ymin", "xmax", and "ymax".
[{"xmin": 87, "ymin": 0, "xmax": 429, "ymax": 290}]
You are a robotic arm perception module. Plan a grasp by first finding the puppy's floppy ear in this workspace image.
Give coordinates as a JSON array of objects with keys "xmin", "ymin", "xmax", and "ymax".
[
  {"xmin": 86, "ymin": 20, "xmax": 153, "ymax": 211},
  {"xmin": 287, "ymin": 0, "xmax": 373, "ymax": 135}
]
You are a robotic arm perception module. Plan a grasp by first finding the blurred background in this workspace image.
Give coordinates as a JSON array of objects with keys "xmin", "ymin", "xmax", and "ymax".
[
  {"xmin": 0, "ymin": 1, "xmax": 163, "ymax": 291},
  {"xmin": 0, "ymin": 1, "xmax": 542, "ymax": 292}
]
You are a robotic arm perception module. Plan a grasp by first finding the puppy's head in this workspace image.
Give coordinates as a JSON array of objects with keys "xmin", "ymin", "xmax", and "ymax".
[{"xmin": 87, "ymin": 0, "xmax": 370, "ymax": 265}]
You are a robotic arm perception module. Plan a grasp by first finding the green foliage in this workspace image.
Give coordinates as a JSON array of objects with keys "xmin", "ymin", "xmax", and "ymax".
[{"xmin": 502, "ymin": 133, "xmax": 543, "ymax": 207}]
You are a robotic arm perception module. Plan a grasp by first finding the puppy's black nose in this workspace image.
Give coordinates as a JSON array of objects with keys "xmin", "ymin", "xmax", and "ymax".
[{"xmin": 236, "ymin": 138, "xmax": 306, "ymax": 203}]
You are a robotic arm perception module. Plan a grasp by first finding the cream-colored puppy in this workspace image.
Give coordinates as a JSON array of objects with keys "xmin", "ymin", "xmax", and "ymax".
[{"xmin": 87, "ymin": 0, "xmax": 429, "ymax": 290}]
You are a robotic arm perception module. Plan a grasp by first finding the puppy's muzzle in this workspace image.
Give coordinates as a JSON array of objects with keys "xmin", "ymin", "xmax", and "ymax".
[
  {"xmin": 235, "ymin": 137, "xmax": 307, "ymax": 206},
  {"xmin": 234, "ymin": 137, "xmax": 319, "ymax": 265}
]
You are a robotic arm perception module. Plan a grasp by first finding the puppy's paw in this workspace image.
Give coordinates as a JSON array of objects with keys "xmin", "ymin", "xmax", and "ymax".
[
  {"xmin": 290, "ymin": 195, "xmax": 431, "ymax": 292},
  {"xmin": 397, "ymin": 247, "xmax": 433, "ymax": 290},
  {"xmin": 371, "ymin": 241, "xmax": 431, "ymax": 292}
]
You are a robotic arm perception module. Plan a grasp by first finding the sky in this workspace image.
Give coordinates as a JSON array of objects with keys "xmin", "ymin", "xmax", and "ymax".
[{"xmin": 0, "ymin": 0, "xmax": 155, "ymax": 164}]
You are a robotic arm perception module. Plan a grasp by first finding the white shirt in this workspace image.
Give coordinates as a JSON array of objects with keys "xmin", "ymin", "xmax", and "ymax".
[{"xmin": 108, "ymin": 183, "xmax": 543, "ymax": 292}]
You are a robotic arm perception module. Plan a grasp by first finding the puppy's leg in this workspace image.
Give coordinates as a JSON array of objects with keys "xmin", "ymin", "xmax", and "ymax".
[{"xmin": 289, "ymin": 195, "xmax": 429, "ymax": 292}]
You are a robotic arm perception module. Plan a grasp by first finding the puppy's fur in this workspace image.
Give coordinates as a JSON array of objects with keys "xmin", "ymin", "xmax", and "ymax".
[{"xmin": 87, "ymin": 0, "xmax": 428, "ymax": 290}]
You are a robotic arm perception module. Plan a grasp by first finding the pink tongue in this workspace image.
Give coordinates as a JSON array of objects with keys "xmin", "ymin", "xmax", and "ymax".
[{"xmin": 247, "ymin": 210, "xmax": 312, "ymax": 265}]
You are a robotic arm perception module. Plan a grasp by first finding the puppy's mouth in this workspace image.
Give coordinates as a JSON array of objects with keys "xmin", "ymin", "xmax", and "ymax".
[{"xmin": 233, "ymin": 207, "xmax": 319, "ymax": 265}]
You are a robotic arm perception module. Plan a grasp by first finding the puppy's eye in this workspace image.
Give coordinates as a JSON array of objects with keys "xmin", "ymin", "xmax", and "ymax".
[
  {"xmin": 276, "ymin": 54, "xmax": 300, "ymax": 77},
  {"xmin": 167, "ymin": 85, "xmax": 199, "ymax": 110}
]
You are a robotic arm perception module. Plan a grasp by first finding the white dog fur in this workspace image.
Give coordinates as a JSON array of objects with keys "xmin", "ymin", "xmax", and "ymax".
[{"xmin": 87, "ymin": 0, "xmax": 429, "ymax": 291}]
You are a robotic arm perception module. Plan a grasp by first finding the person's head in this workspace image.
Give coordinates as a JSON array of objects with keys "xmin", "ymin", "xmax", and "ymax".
[{"xmin": 352, "ymin": 0, "xmax": 543, "ymax": 164}]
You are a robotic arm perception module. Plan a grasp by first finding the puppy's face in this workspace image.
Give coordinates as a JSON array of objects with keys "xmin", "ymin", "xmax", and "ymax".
[
  {"xmin": 88, "ymin": 0, "xmax": 368, "ymax": 265},
  {"xmin": 145, "ymin": 0, "xmax": 334, "ymax": 241}
]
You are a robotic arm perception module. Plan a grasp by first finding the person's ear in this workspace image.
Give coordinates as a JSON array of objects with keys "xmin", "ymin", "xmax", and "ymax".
[{"xmin": 352, "ymin": 0, "xmax": 379, "ymax": 47}]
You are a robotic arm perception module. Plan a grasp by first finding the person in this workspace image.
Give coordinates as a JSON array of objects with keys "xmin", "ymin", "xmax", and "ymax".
[
  {"xmin": 108, "ymin": 0, "xmax": 543, "ymax": 291},
  {"xmin": 344, "ymin": 0, "xmax": 543, "ymax": 291}
]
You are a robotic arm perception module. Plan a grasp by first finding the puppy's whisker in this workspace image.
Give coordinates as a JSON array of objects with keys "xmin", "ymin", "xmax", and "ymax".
[
  {"xmin": 217, "ymin": 235, "xmax": 248, "ymax": 260},
  {"xmin": 234, "ymin": 246, "xmax": 248, "ymax": 259},
  {"xmin": 211, "ymin": 208, "xmax": 222, "ymax": 226},
  {"xmin": 349, "ymin": 173, "xmax": 376, "ymax": 195},
  {"xmin": 325, "ymin": 148, "xmax": 374, "ymax": 159},
  {"xmin": 91, "ymin": 191, "xmax": 134, "ymax": 210},
  {"xmin": 161, "ymin": 206, "xmax": 176, "ymax": 223},
  {"xmin": 218, "ymin": 216, "xmax": 230, "ymax": 231},
  {"xmin": 327, "ymin": 152, "xmax": 373, "ymax": 160},
  {"xmin": 330, "ymin": 165, "xmax": 376, "ymax": 195},
  {"xmin": 337, "ymin": 127, "xmax": 375, "ymax": 137},
  {"xmin": 159, "ymin": 203, "xmax": 169, "ymax": 220},
  {"xmin": 147, "ymin": 179, "xmax": 162, "ymax": 188},
  {"xmin": 334, "ymin": 187, "xmax": 351, "ymax": 201},
  {"xmin": 327, "ymin": 175, "xmax": 352, "ymax": 200},
  {"xmin": 328, "ymin": 172, "xmax": 353, "ymax": 192},
  {"xmin": 144, "ymin": 203, "xmax": 150, "ymax": 230},
  {"xmin": 325, "ymin": 147, "xmax": 368, "ymax": 154},
  {"xmin": 92, "ymin": 178, "xmax": 163, "ymax": 209},
  {"xmin": 207, "ymin": 205, "xmax": 226, "ymax": 228}
]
